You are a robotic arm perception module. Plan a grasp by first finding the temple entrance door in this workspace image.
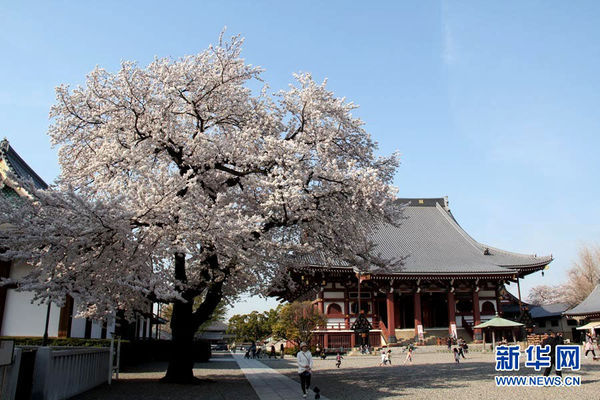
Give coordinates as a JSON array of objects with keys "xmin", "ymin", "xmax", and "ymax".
[
  {"xmin": 421, "ymin": 293, "xmax": 448, "ymax": 328},
  {"xmin": 355, "ymin": 332, "xmax": 369, "ymax": 347}
]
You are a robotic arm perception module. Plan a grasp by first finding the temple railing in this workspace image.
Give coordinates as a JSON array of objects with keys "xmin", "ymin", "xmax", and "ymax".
[{"xmin": 325, "ymin": 320, "xmax": 380, "ymax": 330}]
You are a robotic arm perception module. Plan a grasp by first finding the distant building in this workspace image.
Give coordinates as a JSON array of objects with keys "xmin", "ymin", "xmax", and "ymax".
[
  {"xmin": 0, "ymin": 139, "xmax": 158, "ymax": 340},
  {"xmin": 564, "ymin": 283, "xmax": 600, "ymax": 341},
  {"xmin": 529, "ymin": 303, "xmax": 577, "ymax": 339},
  {"xmin": 196, "ymin": 321, "xmax": 232, "ymax": 345},
  {"xmin": 273, "ymin": 197, "xmax": 553, "ymax": 347}
]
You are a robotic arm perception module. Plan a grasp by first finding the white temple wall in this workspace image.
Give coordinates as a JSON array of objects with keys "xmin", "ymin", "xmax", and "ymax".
[{"xmin": 1, "ymin": 261, "xmax": 60, "ymax": 337}]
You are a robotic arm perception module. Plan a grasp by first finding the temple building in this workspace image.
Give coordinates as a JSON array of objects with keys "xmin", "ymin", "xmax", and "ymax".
[
  {"xmin": 0, "ymin": 139, "xmax": 158, "ymax": 340},
  {"xmin": 564, "ymin": 283, "xmax": 600, "ymax": 338},
  {"xmin": 275, "ymin": 197, "xmax": 552, "ymax": 348}
]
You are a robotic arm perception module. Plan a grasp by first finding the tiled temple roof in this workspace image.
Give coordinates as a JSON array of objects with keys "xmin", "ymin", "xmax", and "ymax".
[
  {"xmin": 565, "ymin": 284, "xmax": 600, "ymax": 317},
  {"xmin": 0, "ymin": 138, "xmax": 48, "ymax": 189},
  {"xmin": 296, "ymin": 197, "xmax": 552, "ymax": 277}
]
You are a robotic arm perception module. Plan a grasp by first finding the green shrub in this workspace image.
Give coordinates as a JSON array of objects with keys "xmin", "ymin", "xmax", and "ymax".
[
  {"xmin": 1, "ymin": 337, "xmax": 212, "ymax": 367},
  {"xmin": 0, "ymin": 336, "xmax": 119, "ymax": 348}
]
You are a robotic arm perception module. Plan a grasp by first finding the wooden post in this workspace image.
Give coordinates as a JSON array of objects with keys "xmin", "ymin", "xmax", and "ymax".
[
  {"xmin": 517, "ymin": 277, "xmax": 523, "ymax": 313},
  {"xmin": 447, "ymin": 291, "xmax": 456, "ymax": 337},
  {"xmin": 483, "ymin": 328, "xmax": 486, "ymax": 351},
  {"xmin": 317, "ymin": 291, "xmax": 324, "ymax": 314},
  {"xmin": 472, "ymin": 289, "xmax": 482, "ymax": 341},
  {"xmin": 386, "ymin": 292, "xmax": 397, "ymax": 343},
  {"xmin": 413, "ymin": 291, "xmax": 422, "ymax": 339}
]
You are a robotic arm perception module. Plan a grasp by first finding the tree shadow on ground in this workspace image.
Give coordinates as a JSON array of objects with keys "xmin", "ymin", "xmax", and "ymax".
[{"xmin": 70, "ymin": 354, "xmax": 258, "ymax": 400}]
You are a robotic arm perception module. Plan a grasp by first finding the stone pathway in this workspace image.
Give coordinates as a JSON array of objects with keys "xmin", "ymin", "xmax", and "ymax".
[{"xmin": 232, "ymin": 353, "xmax": 329, "ymax": 400}]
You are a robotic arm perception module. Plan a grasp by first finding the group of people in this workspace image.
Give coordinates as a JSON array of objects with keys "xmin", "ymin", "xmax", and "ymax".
[
  {"xmin": 243, "ymin": 342, "xmax": 285, "ymax": 359},
  {"xmin": 451, "ymin": 337, "xmax": 468, "ymax": 364},
  {"xmin": 379, "ymin": 347, "xmax": 393, "ymax": 366},
  {"xmin": 379, "ymin": 343, "xmax": 417, "ymax": 366}
]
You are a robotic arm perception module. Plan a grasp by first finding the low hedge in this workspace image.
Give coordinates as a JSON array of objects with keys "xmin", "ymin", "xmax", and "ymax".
[
  {"xmin": 1, "ymin": 337, "xmax": 212, "ymax": 367},
  {"xmin": 0, "ymin": 337, "xmax": 117, "ymax": 348}
]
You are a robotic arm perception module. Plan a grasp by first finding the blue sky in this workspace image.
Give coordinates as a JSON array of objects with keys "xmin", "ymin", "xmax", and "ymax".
[{"xmin": 1, "ymin": 1, "xmax": 599, "ymax": 317}]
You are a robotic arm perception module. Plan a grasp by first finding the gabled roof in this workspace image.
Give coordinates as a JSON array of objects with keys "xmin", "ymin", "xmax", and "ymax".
[
  {"xmin": 200, "ymin": 320, "xmax": 228, "ymax": 332},
  {"xmin": 530, "ymin": 303, "xmax": 569, "ymax": 319},
  {"xmin": 565, "ymin": 284, "xmax": 600, "ymax": 317},
  {"xmin": 297, "ymin": 197, "xmax": 552, "ymax": 278},
  {"xmin": 473, "ymin": 315, "xmax": 524, "ymax": 328},
  {"xmin": 0, "ymin": 138, "xmax": 48, "ymax": 190}
]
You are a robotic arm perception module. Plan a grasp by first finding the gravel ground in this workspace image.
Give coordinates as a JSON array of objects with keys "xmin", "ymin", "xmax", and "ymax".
[
  {"xmin": 70, "ymin": 352, "xmax": 258, "ymax": 400},
  {"xmin": 261, "ymin": 351, "xmax": 600, "ymax": 400}
]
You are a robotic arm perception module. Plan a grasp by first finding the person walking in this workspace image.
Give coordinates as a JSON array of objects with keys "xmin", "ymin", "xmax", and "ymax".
[
  {"xmin": 447, "ymin": 336, "xmax": 452, "ymax": 351},
  {"xmin": 335, "ymin": 352, "xmax": 343, "ymax": 368},
  {"xmin": 280, "ymin": 343, "xmax": 285, "ymax": 359},
  {"xmin": 386, "ymin": 349, "xmax": 392, "ymax": 365},
  {"xmin": 270, "ymin": 345, "xmax": 276, "ymax": 359},
  {"xmin": 543, "ymin": 331, "xmax": 562, "ymax": 377},
  {"xmin": 584, "ymin": 333, "xmax": 596, "ymax": 358},
  {"xmin": 456, "ymin": 340, "xmax": 466, "ymax": 359},
  {"xmin": 297, "ymin": 342, "xmax": 314, "ymax": 399},
  {"xmin": 402, "ymin": 344, "xmax": 414, "ymax": 365},
  {"xmin": 453, "ymin": 347, "xmax": 460, "ymax": 364},
  {"xmin": 379, "ymin": 347, "xmax": 387, "ymax": 366}
]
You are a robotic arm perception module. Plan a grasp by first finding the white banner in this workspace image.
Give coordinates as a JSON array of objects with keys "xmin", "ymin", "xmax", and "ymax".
[
  {"xmin": 450, "ymin": 323, "xmax": 457, "ymax": 339},
  {"xmin": 417, "ymin": 324, "xmax": 424, "ymax": 341}
]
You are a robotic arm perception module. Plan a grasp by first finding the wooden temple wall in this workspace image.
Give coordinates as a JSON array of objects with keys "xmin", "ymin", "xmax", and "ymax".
[{"xmin": 312, "ymin": 279, "xmax": 504, "ymax": 347}]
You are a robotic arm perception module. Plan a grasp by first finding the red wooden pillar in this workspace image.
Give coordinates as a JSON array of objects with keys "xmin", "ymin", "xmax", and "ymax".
[
  {"xmin": 317, "ymin": 291, "xmax": 324, "ymax": 314},
  {"xmin": 323, "ymin": 333, "xmax": 329, "ymax": 349},
  {"xmin": 447, "ymin": 291, "xmax": 456, "ymax": 337},
  {"xmin": 472, "ymin": 290, "xmax": 482, "ymax": 341},
  {"xmin": 413, "ymin": 292, "xmax": 422, "ymax": 339},
  {"xmin": 344, "ymin": 292, "xmax": 350, "ymax": 329},
  {"xmin": 386, "ymin": 292, "xmax": 397, "ymax": 343}
]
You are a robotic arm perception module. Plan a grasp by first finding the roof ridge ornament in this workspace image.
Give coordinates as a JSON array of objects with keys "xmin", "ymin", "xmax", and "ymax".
[{"xmin": 0, "ymin": 138, "xmax": 9, "ymax": 153}]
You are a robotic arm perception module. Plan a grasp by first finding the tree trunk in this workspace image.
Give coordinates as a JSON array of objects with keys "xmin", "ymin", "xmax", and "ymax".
[
  {"xmin": 163, "ymin": 253, "xmax": 197, "ymax": 383},
  {"xmin": 162, "ymin": 252, "xmax": 224, "ymax": 383},
  {"xmin": 163, "ymin": 297, "xmax": 196, "ymax": 383}
]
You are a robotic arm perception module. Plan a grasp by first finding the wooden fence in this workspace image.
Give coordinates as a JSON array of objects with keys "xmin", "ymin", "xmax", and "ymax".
[{"xmin": 32, "ymin": 347, "xmax": 111, "ymax": 400}]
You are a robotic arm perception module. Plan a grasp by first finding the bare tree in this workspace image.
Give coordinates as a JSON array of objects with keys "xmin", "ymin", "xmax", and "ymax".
[
  {"xmin": 528, "ymin": 244, "xmax": 600, "ymax": 307},
  {"xmin": 561, "ymin": 245, "xmax": 600, "ymax": 307}
]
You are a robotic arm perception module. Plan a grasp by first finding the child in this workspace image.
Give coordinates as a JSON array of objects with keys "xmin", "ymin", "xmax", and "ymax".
[
  {"xmin": 335, "ymin": 352, "xmax": 343, "ymax": 368},
  {"xmin": 453, "ymin": 347, "xmax": 460, "ymax": 364},
  {"xmin": 403, "ymin": 344, "xmax": 413, "ymax": 365},
  {"xmin": 379, "ymin": 347, "xmax": 387, "ymax": 366}
]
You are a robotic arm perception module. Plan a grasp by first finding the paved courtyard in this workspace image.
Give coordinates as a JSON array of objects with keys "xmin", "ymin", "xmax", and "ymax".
[
  {"xmin": 72, "ymin": 350, "xmax": 600, "ymax": 400},
  {"xmin": 261, "ymin": 350, "xmax": 600, "ymax": 399}
]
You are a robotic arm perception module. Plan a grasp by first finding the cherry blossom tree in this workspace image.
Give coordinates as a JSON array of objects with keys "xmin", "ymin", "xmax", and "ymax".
[
  {"xmin": 526, "ymin": 285, "xmax": 563, "ymax": 306},
  {"xmin": 0, "ymin": 33, "xmax": 399, "ymax": 382}
]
